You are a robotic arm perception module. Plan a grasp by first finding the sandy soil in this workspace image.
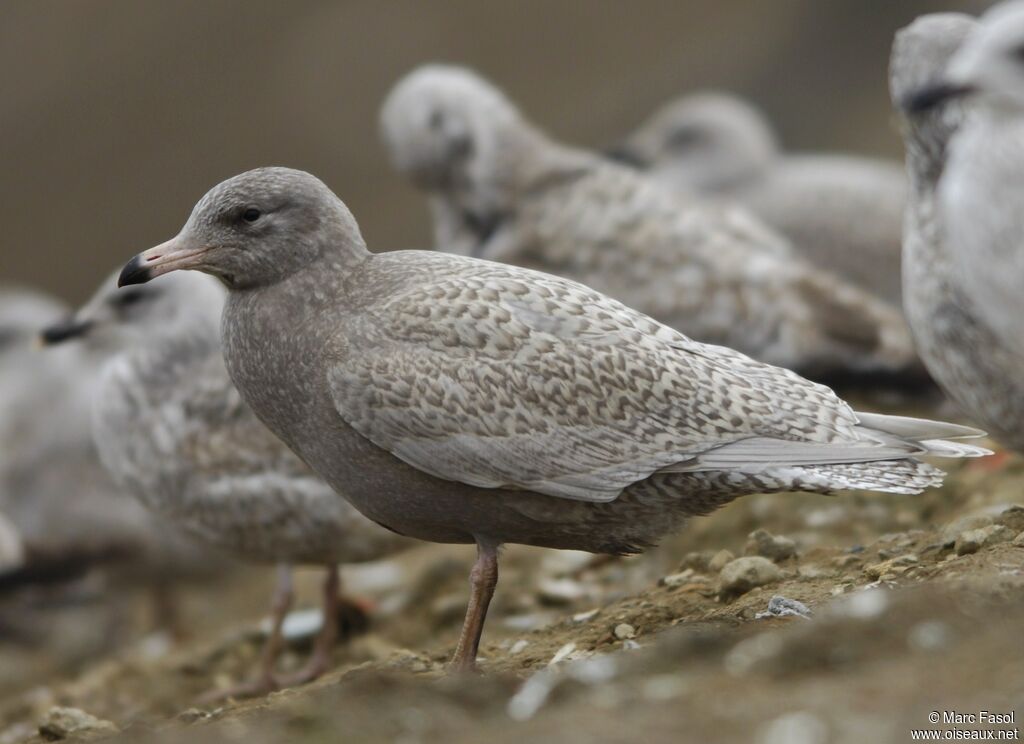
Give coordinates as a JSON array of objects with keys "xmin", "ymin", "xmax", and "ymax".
[{"xmin": 1, "ymin": 398, "xmax": 1022, "ymax": 744}]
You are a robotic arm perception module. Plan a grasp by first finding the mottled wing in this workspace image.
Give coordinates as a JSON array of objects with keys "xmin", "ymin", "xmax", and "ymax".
[{"xmin": 327, "ymin": 254, "xmax": 867, "ymax": 502}]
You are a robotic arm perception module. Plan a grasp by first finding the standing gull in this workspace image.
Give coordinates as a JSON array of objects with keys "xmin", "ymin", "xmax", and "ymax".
[
  {"xmin": 918, "ymin": 0, "xmax": 1024, "ymax": 354},
  {"xmin": 44, "ymin": 269, "xmax": 412, "ymax": 698},
  {"xmin": 379, "ymin": 65, "xmax": 916, "ymax": 381},
  {"xmin": 893, "ymin": 11, "xmax": 1024, "ymax": 454},
  {"xmin": 117, "ymin": 166, "xmax": 988, "ymax": 671},
  {"xmin": 608, "ymin": 92, "xmax": 907, "ymax": 305},
  {"xmin": 0, "ymin": 285, "xmax": 205, "ymax": 593}
]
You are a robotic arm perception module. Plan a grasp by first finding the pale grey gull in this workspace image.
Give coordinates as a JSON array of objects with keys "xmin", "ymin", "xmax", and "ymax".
[
  {"xmin": 44, "ymin": 269, "xmax": 412, "ymax": 698},
  {"xmin": 924, "ymin": 0, "xmax": 1024, "ymax": 354},
  {"xmin": 894, "ymin": 11, "xmax": 1024, "ymax": 454},
  {"xmin": 117, "ymin": 166, "xmax": 988, "ymax": 671},
  {"xmin": 1, "ymin": 285, "xmax": 205, "ymax": 595}
]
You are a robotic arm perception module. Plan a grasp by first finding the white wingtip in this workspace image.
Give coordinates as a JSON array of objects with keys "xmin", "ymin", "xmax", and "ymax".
[{"xmin": 854, "ymin": 411, "xmax": 987, "ymax": 441}]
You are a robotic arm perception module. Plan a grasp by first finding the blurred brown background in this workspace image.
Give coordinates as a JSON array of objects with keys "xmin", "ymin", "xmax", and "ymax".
[{"xmin": 1, "ymin": 0, "xmax": 983, "ymax": 303}]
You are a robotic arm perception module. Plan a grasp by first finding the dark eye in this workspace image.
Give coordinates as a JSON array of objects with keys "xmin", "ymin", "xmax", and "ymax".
[
  {"xmin": 667, "ymin": 125, "xmax": 704, "ymax": 150},
  {"xmin": 118, "ymin": 289, "xmax": 148, "ymax": 306},
  {"xmin": 242, "ymin": 207, "xmax": 261, "ymax": 223}
]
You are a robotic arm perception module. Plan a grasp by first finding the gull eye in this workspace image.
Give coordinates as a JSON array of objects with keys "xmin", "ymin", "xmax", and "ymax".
[
  {"xmin": 242, "ymin": 207, "xmax": 262, "ymax": 223},
  {"xmin": 667, "ymin": 125, "xmax": 704, "ymax": 150},
  {"xmin": 117, "ymin": 289, "xmax": 148, "ymax": 306}
]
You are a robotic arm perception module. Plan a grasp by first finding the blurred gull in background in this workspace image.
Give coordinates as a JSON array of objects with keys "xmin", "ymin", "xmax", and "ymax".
[
  {"xmin": 609, "ymin": 91, "xmax": 907, "ymax": 305},
  {"xmin": 380, "ymin": 65, "xmax": 918, "ymax": 383},
  {"xmin": 0, "ymin": 285, "xmax": 209, "ymax": 600},
  {"xmin": 44, "ymin": 270, "xmax": 412, "ymax": 699},
  {"xmin": 893, "ymin": 9, "xmax": 1024, "ymax": 454},
  {"xmin": 932, "ymin": 0, "xmax": 1024, "ymax": 354}
]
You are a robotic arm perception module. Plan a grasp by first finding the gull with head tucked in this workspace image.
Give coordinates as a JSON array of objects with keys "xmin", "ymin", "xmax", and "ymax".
[
  {"xmin": 609, "ymin": 91, "xmax": 907, "ymax": 305},
  {"xmin": 380, "ymin": 65, "xmax": 918, "ymax": 383},
  {"xmin": 117, "ymin": 166, "xmax": 989, "ymax": 672}
]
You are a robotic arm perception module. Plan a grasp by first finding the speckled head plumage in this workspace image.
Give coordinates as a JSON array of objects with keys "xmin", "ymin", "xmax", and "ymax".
[
  {"xmin": 119, "ymin": 167, "xmax": 368, "ymax": 292},
  {"xmin": 610, "ymin": 91, "xmax": 778, "ymax": 192},
  {"xmin": 891, "ymin": 13, "xmax": 977, "ymax": 187}
]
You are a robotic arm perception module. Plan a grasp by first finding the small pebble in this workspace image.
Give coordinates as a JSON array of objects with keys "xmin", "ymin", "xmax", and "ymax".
[
  {"xmin": 679, "ymin": 551, "xmax": 712, "ymax": 571},
  {"xmin": 613, "ymin": 623, "xmax": 636, "ymax": 640},
  {"xmin": 509, "ymin": 639, "xmax": 529, "ymax": 655},
  {"xmin": 744, "ymin": 529, "xmax": 797, "ymax": 562},
  {"xmin": 863, "ymin": 554, "xmax": 918, "ymax": 580},
  {"xmin": 995, "ymin": 505, "xmax": 1024, "ymax": 533},
  {"xmin": 502, "ymin": 612, "xmax": 551, "ymax": 631},
  {"xmin": 708, "ymin": 549, "xmax": 735, "ymax": 573},
  {"xmin": 755, "ymin": 595, "xmax": 812, "ymax": 620},
  {"xmin": 572, "ymin": 608, "xmax": 600, "ymax": 623},
  {"xmin": 797, "ymin": 564, "xmax": 832, "ymax": 579},
  {"xmin": 660, "ymin": 568, "xmax": 697, "ymax": 587},
  {"xmin": 719, "ymin": 556, "xmax": 781, "ymax": 599},
  {"xmin": 549, "ymin": 641, "xmax": 577, "ymax": 665},
  {"xmin": 832, "ymin": 554, "xmax": 861, "ymax": 568},
  {"xmin": 537, "ymin": 578, "xmax": 587, "ymax": 606},
  {"xmin": 279, "ymin": 608, "xmax": 323, "ymax": 641},
  {"xmin": 941, "ymin": 514, "xmax": 994, "ymax": 546},
  {"xmin": 176, "ymin": 709, "xmax": 211, "ymax": 725},
  {"xmin": 955, "ymin": 525, "xmax": 1014, "ymax": 556},
  {"xmin": 38, "ymin": 707, "xmax": 118, "ymax": 741}
]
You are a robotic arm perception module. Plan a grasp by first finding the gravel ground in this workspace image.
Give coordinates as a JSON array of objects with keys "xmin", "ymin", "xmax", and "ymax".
[{"xmin": 1, "ymin": 398, "xmax": 1022, "ymax": 744}]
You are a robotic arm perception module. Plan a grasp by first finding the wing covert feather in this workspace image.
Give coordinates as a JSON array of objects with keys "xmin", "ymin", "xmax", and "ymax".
[{"xmin": 327, "ymin": 256, "xmax": 863, "ymax": 501}]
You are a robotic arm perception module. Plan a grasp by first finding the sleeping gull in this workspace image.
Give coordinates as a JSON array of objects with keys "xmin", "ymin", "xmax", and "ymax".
[
  {"xmin": 42, "ymin": 269, "xmax": 412, "ymax": 698},
  {"xmin": 117, "ymin": 166, "xmax": 988, "ymax": 671},
  {"xmin": 608, "ymin": 91, "xmax": 907, "ymax": 305},
  {"xmin": 379, "ymin": 65, "xmax": 917, "ymax": 382},
  {"xmin": 893, "ymin": 10, "xmax": 1024, "ymax": 453}
]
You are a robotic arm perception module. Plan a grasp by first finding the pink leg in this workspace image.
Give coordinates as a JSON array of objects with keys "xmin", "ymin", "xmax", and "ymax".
[
  {"xmin": 449, "ymin": 541, "xmax": 500, "ymax": 673},
  {"xmin": 254, "ymin": 563, "xmax": 294, "ymax": 684},
  {"xmin": 279, "ymin": 563, "xmax": 339, "ymax": 686},
  {"xmin": 197, "ymin": 563, "xmax": 293, "ymax": 704}
]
